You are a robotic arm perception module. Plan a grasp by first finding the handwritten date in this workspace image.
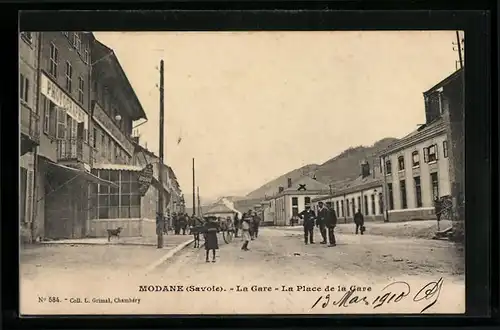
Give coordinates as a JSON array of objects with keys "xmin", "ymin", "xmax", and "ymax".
[{"xmin": 311, "ymin": 278, "xmax": 443, "ymax": 313}]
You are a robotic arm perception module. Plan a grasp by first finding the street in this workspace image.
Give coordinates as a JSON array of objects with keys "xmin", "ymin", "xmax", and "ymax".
[{"xmin": 21, "ymin": 227, "xmax": 464, "ymax": 315}]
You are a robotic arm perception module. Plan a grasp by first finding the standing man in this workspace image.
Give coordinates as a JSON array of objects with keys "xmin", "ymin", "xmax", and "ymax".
[
  {"xmin": 233, "ymin": 213, "xmax": 240, "ymax": 237},
  {"xmin": 252, "ymin": 210, "xmax": 262, "ymax": 239},
  {"xmin": 244, "ymin": 210, "xmax": 255, "ymax": 240},
  {"xmin": 173, "ymin": 212, "xmax": 180, "ymax": 235},
  {"xmin": 316, "ymin": 201, "xmax": 328, "ymax": 244},
  {"xmin": 354, "ymin": 209, "xmax": 365, "ymax": 235},
  {"xmin": 180, "ymin": 213, "xmax": 188, "ymax": 235},
  {"xmin": 325, "ymin": 202, "xmax": 337, "ymax": 247},
  {"xmin": 299, "ymin": 203, "xmax": 316, "ymax": 245}
]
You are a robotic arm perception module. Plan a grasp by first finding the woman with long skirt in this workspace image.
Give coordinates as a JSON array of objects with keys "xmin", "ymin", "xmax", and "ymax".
[{"xmin": 204, "ymin": 216, "xmax": 219, "ymax": 262}]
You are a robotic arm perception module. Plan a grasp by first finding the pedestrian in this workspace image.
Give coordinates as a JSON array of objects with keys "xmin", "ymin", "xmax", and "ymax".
[
  {"xmin": 252, "ymin": 210, "xmax": 262, "ymax": 239},
  {"xmin": 316, "ymin": 201, "xmax": 328, "ymax": 244},
  {"xmin": 434, "ymin": 197, "xmax": 442, "ymax": 222},
  {"xmin": 244, "ymin": 210, "xmax": 255, "ymax": 240},
  {"xmin": 180, "ymin": 213, "xmax": 188, "ymax": 235},
  {"xmin": 203, "ymin": 216, "xmax": 219, "ymax": 262},
  {"xmin": 325, "ymin": 202, "xmax": 337, "ymax": 247},
  {"xmin": 354, "ymin": 209, "xmax": 365, "ymax": 235},
  {"xmin": 299, "ymin": 203, "xmax": 316, "ymax": 245},
  {"xmin": 241, "ymin": 216, "xmax": 251, "ymax": 251},
  {"xmin": 233, "ymin": 213, "xmax": 240, "ymax": 237},
  {"xmin": 173, "ymin": 212, "xmax": 180, "ymax": 235}
]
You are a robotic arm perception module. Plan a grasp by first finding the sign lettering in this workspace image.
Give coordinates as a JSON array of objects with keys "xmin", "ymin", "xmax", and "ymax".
[{"xmin": 41, "ymin": 74, "xmax": 89, "ymax": 129}]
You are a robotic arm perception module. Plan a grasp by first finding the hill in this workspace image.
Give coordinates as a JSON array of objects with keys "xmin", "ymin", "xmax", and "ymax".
[{"xmin": 246, "ymin": 137, "xmax": 398, "ymax": 199}]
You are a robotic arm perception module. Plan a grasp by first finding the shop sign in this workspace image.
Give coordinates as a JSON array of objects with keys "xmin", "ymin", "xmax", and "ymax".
[
  {"xmin": 40, "ymin": 74, "xmax": 89, "ymax": 129},
  {"xmin": 138, "ymin": 164, "xmax": 154, "ymax": 196}
]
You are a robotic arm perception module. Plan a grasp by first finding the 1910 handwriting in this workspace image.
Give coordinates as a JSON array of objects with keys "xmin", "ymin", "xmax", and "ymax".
[{"xmin": 310, "ymin": 278, "xmax": 444, "ymax": 313}]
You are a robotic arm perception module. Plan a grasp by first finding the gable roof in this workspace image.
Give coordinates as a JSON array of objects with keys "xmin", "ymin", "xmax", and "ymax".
[{"xmin": 205, "ymin": 203, "xmax": 235, "ymax": 215}]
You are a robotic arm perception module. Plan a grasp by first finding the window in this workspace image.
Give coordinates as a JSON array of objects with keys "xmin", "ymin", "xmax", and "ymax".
[
  {"xmin": 424, "ymin": 144, "xmax": 438, "ymax": 163},
  {"xmin": 65, "ymin": 62, "xmax": 73, "ymax": 92},
  {"xmin": 400, "ymin": 179, "xmax": 407, "ymax": 209},
  {"xmin": 346, "ymin": 199, "xmax": 350, "ymax": 217},
  {"xmin": 42, "ymin": 96, "xmax": 57, "ymax": 135},
  {"xmin": 66, "ymin": 114, "xmax": 77, "ymax": 140},
  {"xmin": 304, "ymin": 196, "xmax": 310, "ymax": 206},
  {"xmin": 78, "ymin": 77, "xmax": 85, "ymax": 103},
  {"xmin": 430, "ymin": 172, "xmax": 439, "ymax": 201},
  {"xmin": 385, "ymin": 160, "xmax": 392, "ymax": 175},
  {"xmin": 84, "ymin": 49, "xmax": 90, "ymax": 64},
  {"xmin": 73, "ymin": 32, "xmax": 81, "ymax": 52},
  {"xmin": 92, "ymin": 128, "xmax": 97, "ymax": 148},
  {"xmin": 335, "ymin": 201, "xmax": 339, "ymax": 216},
  {"xmin": 371, "ymin": 194, "xmax": 376, "ymax": 215},
  {"xmin": 387, "ymin": 183, "xmax": 394, "ymax": 210},
  {"xmin": 19, "ymin": 74, "xmax": 29, "ymax": 103},
  {"xmin": 364, "ymin": 195, "xmax": 369, "ymax": 215},
  {"xmin": 101, "ymin": 134, "xmax": 106, "ymax": 157},
  {"xmin": 351, "ymin": 198, "xmax": 355, "ymax": 215},
  {"xmin": 412, "ymin": 151, "xmax": 420, "ymax": 167},
  {"xmin": 398, "ymin": 156, "xmax": 405, "ymax": 171},
  {"xmin": 291, "ymin": 197, "xmax": 298, "ymax": 216},
  {"xmin": 21, "ymin": 32, "xmax": 32, "ymax": 43},
  {"xmin": 93, "ymin": 170, "xmax": 141, "ymax": 219},
  {"xmin": 56, "ymin": 108, "xmax": 66, "ymax": 140},
  {"xmin": 378, "ymin": 192, "xmax": 384, "ymax": 214},
  {"xmin": 49, "ymin": 43, "xmax": 58, "ymax": 77},
  {"xmin": 340, "ymin": 200, "xmax": 344, "ymax": 217},
  {"xmin": 443, "ymin": 141, "xmax": 449, "ymax": 158},
  {"xmin": 414, "ymin": 176, "xmax": 423, "ymax": 208}
]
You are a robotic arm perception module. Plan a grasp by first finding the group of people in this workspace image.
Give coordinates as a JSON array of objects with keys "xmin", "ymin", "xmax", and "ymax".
[
  {"xmin": 235, "ymin": 210, "xmax": 262, "ymax": 251},
  {"xmin": 298, "ymin": 201, "xmax": 366, "ymax": 247}
]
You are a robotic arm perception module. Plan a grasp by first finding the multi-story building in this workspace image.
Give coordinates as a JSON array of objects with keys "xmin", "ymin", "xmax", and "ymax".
[
  {"xmin": 32, "ymin": 32, "xmax": 112, "ymax": 241},
  {"xmin": 378, "ymin": 70, "xmax": 463, "ymax": 222},
  {"xmin": 20, "ymin": 31, "xmax": 41, "ymax": 242},
  {"xmin": 312, "ymin": 162, "xmax": 384, "ymax": 223}
]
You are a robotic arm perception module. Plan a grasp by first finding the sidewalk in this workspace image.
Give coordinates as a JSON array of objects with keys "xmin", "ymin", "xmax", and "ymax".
[
  {"xmin": 278, "ymin": 220, "xmax": 452, "ymax": 239},
  {"xmin": 21, "ymin": 235, "xmax": 194, "ymax": 278}
]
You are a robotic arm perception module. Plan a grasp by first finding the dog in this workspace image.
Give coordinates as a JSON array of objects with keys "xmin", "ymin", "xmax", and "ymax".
[{"xmin": 107, "ymin": 227, "xmax": 123, "ymax": 242}]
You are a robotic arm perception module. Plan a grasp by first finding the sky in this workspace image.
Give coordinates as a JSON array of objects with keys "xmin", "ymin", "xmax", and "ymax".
[{"xmin": 94, "ymin": 31, "xmax": 462, "ymax": 201}]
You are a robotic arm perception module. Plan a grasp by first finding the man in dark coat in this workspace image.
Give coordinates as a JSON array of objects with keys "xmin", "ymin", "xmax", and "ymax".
[
  {"xmin": 325, "ymin": 202, "xmax": 337, "ymax": 247},
  {"xmin": 353, "ymin": 209, "xmax": 365, "ymax": 235},
  {"xmin": 299, "ymin": 204, "xmax": 316, "ymax": 245},
  {"xmin": 179, "ymin": 213, "xmax": 188, "ymax": 235},
  {"xmin": 203, "ymin": 216, "xmax": 219, "ymax": 262},
  {"xmin": 173, "ymin": 212, "xmax": 180, "ymax": 235},
  {"xmin": 252, "ymin": 211, "xmax": 262, "ymax": 239},
  {"xmin": 233, "ymin": 213, "xmax": 240, "ymax": 237},
  {"xmin": 316, "ymin": 201, "xmax": 329, "ymax": 244}
]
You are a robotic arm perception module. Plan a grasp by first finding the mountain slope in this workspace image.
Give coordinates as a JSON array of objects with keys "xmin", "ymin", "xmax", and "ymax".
[{"xmin": 246, "ymin": 137, "xmax": 398, "ymax": 199}]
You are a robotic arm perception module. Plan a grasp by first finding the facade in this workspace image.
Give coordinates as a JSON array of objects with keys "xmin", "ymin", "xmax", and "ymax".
[
  {"xmin": 22, "ymin": 32, "xmax": 182, "ymax": 242},
  {"xmin": 377, "ymin": 70, "xmax": 462, "ymax": 222},
  {"xmin": 312, "ymin": 163, "xmax": 384, "ymax": 223},
  {"xmin": 20, "ymin": 32, "xmax": 41, "ymax": 242},
  {"xmin": 264, "ymin": 176, "xmax": 330, "ymax": 226}
]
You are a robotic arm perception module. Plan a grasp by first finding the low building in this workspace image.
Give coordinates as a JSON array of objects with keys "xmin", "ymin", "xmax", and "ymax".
[
  {"xmin": 204, "ymin": 203, "xmax": 237, "ymax": 219},
  {"xmin": 264, "ymin": 176, "xmax": 330, "ymax": 226},
  {"xmin": 312, "ymin": 162, "xmax": 384, "ymax": 223},
  {"xmin": 377, "ymin": 70, "xmax": 461, "ymax": 222}
]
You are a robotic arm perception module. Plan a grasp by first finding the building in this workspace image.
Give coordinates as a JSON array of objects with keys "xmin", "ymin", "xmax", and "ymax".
[
  {"xmin": 20, "ymin": 31, "xmax": 41, "ymax": 242},
  {"xmin": 377, "ymin": 70, "xmax": 463, "ymax": 222},
  {"xmin": 204, "ymin": 203, "xmax": 237, "ymax": 219},
  {"xmin": 264, "ymin": 176, "xmax": 330, "ymax": 226},
  {"xmin": 312, "ymin": 162, "xmax": 384, "ymax": 223},
  {"xmin": 32, "ymin": 32, "xmax": 115, "ymax": 241}
]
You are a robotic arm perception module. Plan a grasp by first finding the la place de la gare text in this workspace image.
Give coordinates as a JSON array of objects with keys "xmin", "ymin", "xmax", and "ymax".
[{"xmin": 138, "ymin": 284, "xmax": 372, "ymax": 293}]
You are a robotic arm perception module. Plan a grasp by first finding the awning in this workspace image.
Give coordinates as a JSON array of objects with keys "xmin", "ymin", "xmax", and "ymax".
[{"xmin": 44, "ymin": 161, "xmax": 118, "ymax": 187}]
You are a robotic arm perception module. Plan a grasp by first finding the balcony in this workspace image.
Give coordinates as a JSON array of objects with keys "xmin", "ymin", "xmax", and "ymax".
[
  {"xmin": 57, "ymin": 139, "xmax": 94, "ymax": 169},
  {"xmin": 20, "ymin": 104, "xmax": 40, "ymax": 155}
]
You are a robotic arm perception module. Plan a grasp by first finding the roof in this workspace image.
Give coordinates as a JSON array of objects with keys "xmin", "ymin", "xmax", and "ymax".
[
  {"xmin": 284, "ymin": 175, "xmax": 330, "ymax": 192},
  {"xmin": 205, "ymin": 203, "xmax": 236, "ymax": 214},
  {"xmin": 423, "ymin": 68, "xmax": 463, "ymax": 96},
  {"xmin": 91, "ymin": 38, "xmax": 147, "ymax": 121},
  {"xmin": 312, "ymin": 175, "xmax": 382, "ymax": 202},
  {"xmin": 92, "ymin": 163, "xmax": 143, "ymax": 171}
]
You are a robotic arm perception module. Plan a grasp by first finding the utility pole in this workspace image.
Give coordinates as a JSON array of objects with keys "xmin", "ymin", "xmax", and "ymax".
[
  {"xmin": 455, "ymin": 31, "xmax": 463, "ymax": 69},
  {"xmin": 192, "ymin": 158, "xmax": 196, "ymax": 217},
  {"xmin": 157, "ymin": 59, "xmax": 165, "ymax": 249},
  {"xmin": 197, "ymin": 186, "xmax": 201, "ymax": 216}
]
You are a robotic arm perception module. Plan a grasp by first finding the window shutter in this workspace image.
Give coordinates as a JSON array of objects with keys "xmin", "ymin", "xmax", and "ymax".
[
  {"xmin": 423, "ymin": 147, "xmax": 429, "ymax": 163},
  {"xmin": 56, "ymin": 107, "xmax": 66, "ymax": 140},
  {"xmin": 434, "ymin": 144, "xmax": 439, "ymax": 160},
  {"xmin": 43, "ymin": 99, "xmax": 50, "ymax": 133},
  {"xmin": 25, "ymin": 78, "xmax": 29, "ymax": 102}
]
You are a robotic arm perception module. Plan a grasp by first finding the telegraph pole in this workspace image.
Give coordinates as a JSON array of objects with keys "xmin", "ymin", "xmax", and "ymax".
[
  {"xmin": 455, "ymin": 31, "xmax": 463, "ymax": 69},
  {"xmin": 192, "ymin": 158, "xmax": 196, "ymax": 217},
  {"xmin": 197, "ymin": 186, "xmax": 201, "ymax": 216},
  {"xmin": 157, "ymin": 59, "xmax": 165, "ymax": 249}
]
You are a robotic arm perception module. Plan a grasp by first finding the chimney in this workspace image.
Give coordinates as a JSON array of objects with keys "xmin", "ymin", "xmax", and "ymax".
[
  {"xmin": 287, "ymin": 178, "xmax": 292, "ymax": 188},
  {"xmin": 361, "ymin": 161, "xmax": 371, "ymax": 178},
  {"xmin": 278, "ymin": 186, "xmax": 284, "ymax": 193}
]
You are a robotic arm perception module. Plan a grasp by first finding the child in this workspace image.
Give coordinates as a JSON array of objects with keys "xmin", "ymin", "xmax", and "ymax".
[
  {"xmin": 241, "ymin": 217, "xmax": 251, "ymax": 251},
  {"xmin": 204, "ymin": 216, "xmax": 219, "ymax": 262}
]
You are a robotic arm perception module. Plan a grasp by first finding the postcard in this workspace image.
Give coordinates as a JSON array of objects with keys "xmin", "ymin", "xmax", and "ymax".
[{"xmin": 19, "ymin": 30, "xmax": 465, "ymax": 315}]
